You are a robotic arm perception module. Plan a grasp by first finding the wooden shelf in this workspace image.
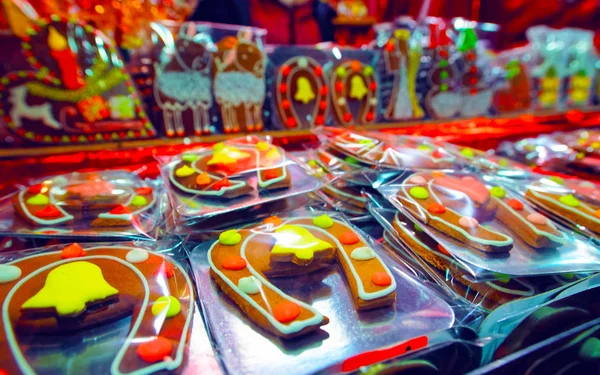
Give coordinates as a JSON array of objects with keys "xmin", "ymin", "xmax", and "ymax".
[{"xmin": 0, "ymin": 107, "xmax": 598, "ymax": 159}]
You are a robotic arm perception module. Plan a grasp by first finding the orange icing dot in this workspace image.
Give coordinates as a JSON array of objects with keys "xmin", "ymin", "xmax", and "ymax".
[
  {"xmin": 222, "ymin": 256, "xmax": 247, "ymax": 271},
  {"xmin": 339, "ymin": 231, "xmax": 360, "ymax": 245},
  {"xmin": 195, "ymin": 172, "xmax": 211, "ymax": 186},
  {"xmin": 507, "ymin": 198, "xmax": 524, "ymax": 210},
  {"xmin": 212, "ymin": 177, "xmax": 231, "ymax": 190},
  {"xmin": 137, "ymin": 336, "xmax": 173, "ymax": 363},
  {"xmin": 273, "ymin": 301, "xmax": 301, "ymax": 323},
  {"xmin": 427, "ymin": 202, "xmax": 446, "ymax": 214},
  {"xmin": 371, "ymin": 272, "xmax": 392, "ymax": 286},
  {"xmin": 431, "ymin": 171, "xmax": 445, "ymax": 178},
  {"xmin": 136, "ymin": 187, "xmax": 153, "ymax": 195},
  {"xmin": 61, "ymin": 243, "xmax": 85, "ymax": 259},
  {"xmin": 595, "ymin": 209, "xmax": 600, "ymax": 219},
  {"xmin": 437, "ymin": 244, "xmax": 451, "ymax": 256},
  {"xmin": 35, "ymin": 205, "xmax": 62, "ymax": 218},
  {"xmin": 263, "ymin": 216, "xmax": 282, "ymax": 226}
]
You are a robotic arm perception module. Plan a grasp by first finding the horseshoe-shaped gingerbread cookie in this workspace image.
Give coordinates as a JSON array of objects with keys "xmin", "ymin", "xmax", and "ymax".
[
  {"xmin": 330, "ymin": 60, "xmax": 378, "ymax": 126},
  {"xmin": 208, "ymin": 215, "xmax": 396, "ymax": 339},
  {"xmin": 275, "ymin": 56, "xmax": 329, "ymax": 129}
]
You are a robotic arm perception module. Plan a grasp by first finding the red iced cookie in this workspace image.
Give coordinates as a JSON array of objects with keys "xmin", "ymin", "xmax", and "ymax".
[
  {"xmin": 61, "ymin": 243, "xmax": 86, "ymax": 259},
  {"xmin": 222, "ymin": 256, "xmax": 247, "ymax": 271},
  {"xmin": 273, "ymin": 301, "xmax": 301, "ymax": 323},
  {"xmin": 371, "ymin": 272, "xmax": 392, "ymax": 286},
  {"xmin": 339, "ymin": 231, "xmax": 359, "ymax": 245},
  {"xmin": 137, "ymin": 336, "xmax": 172, "ymax": 363}
]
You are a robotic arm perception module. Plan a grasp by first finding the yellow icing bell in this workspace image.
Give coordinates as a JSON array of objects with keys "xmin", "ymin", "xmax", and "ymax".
[
  {"xmin": 271, "ymin": 225, "xmax": 332, "ymax": 260},
  {"xmin": 207, "ymin": 146, "xmax": 251, "ymax": 166},
  {"xmin": 22, "ymin": 261, "xmax": 118, "ymax": 316},
  {"xmin": 350, "ymin": 75, "xmax": 368, "ymax": 100},
  {"xmin": 294, "ymin": 77, "xmax": 316, "ymax": 104}
]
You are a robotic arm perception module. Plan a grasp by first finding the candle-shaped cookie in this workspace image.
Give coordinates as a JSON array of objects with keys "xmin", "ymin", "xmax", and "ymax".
[{"xmin": 48, "ymin": 26, "xmax": 85, "ymax": 90}]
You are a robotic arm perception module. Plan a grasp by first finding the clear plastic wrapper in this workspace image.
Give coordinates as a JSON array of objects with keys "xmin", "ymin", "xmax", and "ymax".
[
  {"xmin": 0, "ymin": 240, "xmax": 217, "ymax": 375},
  {"xmin": 150, "ymin": 21, "xmax": 268, "ymax": 135},
  {"xmin": 492, "ymin": 46, "xmax": 534, "ymax": 114},
  {"xmin": 378, "ymin": 170, "xmax": 600, "ymax": 279},
  {"xmin": 504, "ymin": 174, "xmax": 600, "ymax": 242},
  {"xmin": 159, "ymin": 136, "xmax": 324, "ymax": 222},
  {"xmin": 315, "ymin": 127, "xmax": 457, "ymax": 171},
  {"xmin": 187, "ymin": 211, "xmax": 455, "ymax": 375},
  {"xmin": 0, "ymin": 170, "xmax": 164, "ymax": 240},
  {"xmin": 496, "ymin": 133, "xmax": 576, "ymax": 171},
  {"xmin": 478, "ymin": 273, "xmax": 600, "ymax": 365}
]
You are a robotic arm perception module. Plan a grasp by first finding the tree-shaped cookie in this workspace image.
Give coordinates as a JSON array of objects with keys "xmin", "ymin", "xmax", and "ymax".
[
  {"xmin": 425, "ymin": 21, "xmax": 461, "ymax": 119},
  {"xmin": 382, "ymin": 29, "xmax": 424, "ymax": 120},
  {"xmin": 456, "ymin": 27, "xmax": 493, "ymax": 117},
  {"xmin": 0, "ymin": 1, "xmax": 155, "ymax": 145}
]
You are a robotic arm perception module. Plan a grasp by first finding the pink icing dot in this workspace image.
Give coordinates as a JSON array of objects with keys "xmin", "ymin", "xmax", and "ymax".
[
  {"xmin": 408, "ymin": 175, "xmax": 427, "ymax": 184},
  {"xmin": 527, "ymin": 213, "xmax": 548, "ymax": 225},
  {"xmin": 458, "ymin": 216, "xmax": 479, "ymax": 228}
]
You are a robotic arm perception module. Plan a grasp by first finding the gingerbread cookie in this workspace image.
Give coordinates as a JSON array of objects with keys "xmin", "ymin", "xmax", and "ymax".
[
  {"xmin": 425, "ymin": 30, "xmax": 461, "ymax": 119},
  {"xmin": 0, "ymin": 11, "xmax": 155, "ymax": 146},
  {"xmin": 274, "ymin": 56, "xmax": 328, "ymax": 129},
  {"xmin": 213, "ymin": 29, "xmax": 266, "ymax": 133},
  {"xmin": 12, "ymin": 171, "xmax": 156, "ymax": 228},
  {"xmin": 330, "ymin": 131, "xmax": 454, "ymax": 170},
  {"xmin": 389, "ymin": 213, "xmax": 535, "ymax": 310},
  {"xmin": 397, "ymin": 172, "xmax": 567, "ymax": 252},
  {"xmin": 153, "ymin": 22, "xmax": 214, "ymax": 136},
  {"xmin": 382, "ymin": 29, "xmax": 424, "ymax": 120},
  {"xmin": 330, "ymin": 60, "xmax": 378, "ymax": 126},
  {"xmin": 525, "ymin": 181, "xmax": 600, "ymax": 236},
  {"xmin": 208, "ymin": 215, "xmax": 396, "ymax": 338},
  {"xmin": 169, "ymin": 141, "xmax": 291, "ymax": 199},
  {"xmin": 0, "ymin": 244, "xmax": 194, "ymax": 374}
]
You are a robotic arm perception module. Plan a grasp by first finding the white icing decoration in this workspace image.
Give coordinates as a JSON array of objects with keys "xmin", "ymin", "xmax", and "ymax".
[
  {"xmin": 98, "ymin": 213, "xmax": 133, "ymax": 221},
  {"xmin": 2, "ymin": 246, "xmax": 194, "ymax": 375},
  {"xmin": 459, "ymin": 216, "xmax": 479, "ymax": 229},
  {"xmin": 337, "ymin": 97, "xmax": 347, "ymax": 106},
  {"xmin": 8, "ymin": 85, "xmax": 62, "ymax": 130},
  {"xmin": 50, "ymin": 186, "xmax": 67, "ymax": 196},
  {"xmin": 214, "ymin": 71, "xmax": 266, "ymax": 132},
  {"xmin": 393, "ymin": 56, "xmax": 413, "ymax": 119},
  {"xmin": 400, "ymin": 175, "xmax": 514, "ymax": 247},
  {"xmin": 125, "ymin": 248, "xmax": 149, "ymax": 263},
  {"xmin": 350, "ymin": 247, "xmax": 376, "ymax": 261},
  {"xmin": 297, "ymin": 57, "xmax": 308, "ymax": 68},
  {"xmin": 237, "ymin": 276, "xmax": 261, "ymax": 294},
  {"xmin": 369, "ymin": 97, "xmax": 378, "ymax": 105},
  {"xmin": 460, "ymin": 89, "xmax": 493, "ymax": 117},
  {"xmin": 0, "ymin": 265, "xmax": 21, "ymax": 283},
  {"xmin": 323, "ymin": 185, "xmax": 368, "ymax": 204},
  {"xmin": 17, "ymin": 190, "xmax": 74, "ymax": 225},
  {"xmin": 528, "ymin": 188, "xmax": 600, "ymax": 227},
  {"xmin": 428, "ymin": 91, "xmax": 462, "ymax": 119}
]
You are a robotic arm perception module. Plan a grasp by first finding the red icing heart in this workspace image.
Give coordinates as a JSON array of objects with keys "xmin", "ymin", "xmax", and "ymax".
[
  {"xmin": 264, "ymin": 169, "xmax": 280, "ymax": 180},
  {"xmin": 339, "ymin": 231, "xmax": 360, "ymax": 245},
  {"xmin": 137, "ymin": 336, "xmax": 173, "ymax": 363},
  {"xmin": 212, "ymin": 177, "xmax": 231, "ymax": 191},
  {"xmin": 35, "ymin": 205, "xmax": 62, "ymax": 218},
  {"xmin": 222, "ymin": 256, "xmax": 247, "ymax": 271},
  {"xmin": 427, "ymin": 202, "xmax": 446, "ymax": 214},
  {"xmin": 273, "ymin": 301, "xmax": 301, "ymax": 323},
  {"xmin": 371, "ymin": 272, "xmax": 392, "ymax": 286},
  {"xmin": 434, "ymin": 175, "xmax": 490, "ymax": 204},
  {"xmin": 154, "ymin": 262, "xmax": 175, "ymax": 278},
  {"xmin": 61, "ymin": 243, "xmax": 86, "ymax": 259},
  {"xmin": 136, "ymin": 187, "xmax": 153, "ymax": 195},
  {"xmin": 28, "ymin": 184, "xmax": 44, "ymax": 194},
  {"xmin": 507, "ymin": 198, "xmax": 524, "ymax": 211},
  {"xmin": 110, "ymin": 204, "xmax": 131, "ymax": 214}
]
